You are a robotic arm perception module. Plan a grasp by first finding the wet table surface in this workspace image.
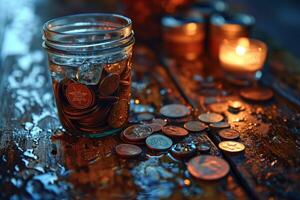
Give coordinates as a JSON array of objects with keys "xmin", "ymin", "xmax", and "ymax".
[{"xmin": 1, "ymin": 1, "xmax": 300, "ymax": 200}]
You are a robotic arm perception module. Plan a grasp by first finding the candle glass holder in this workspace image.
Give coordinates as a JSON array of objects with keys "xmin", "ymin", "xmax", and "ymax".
[{"xmin": 219, "ymin": 37, "xmax": 267, "ymax": 85}]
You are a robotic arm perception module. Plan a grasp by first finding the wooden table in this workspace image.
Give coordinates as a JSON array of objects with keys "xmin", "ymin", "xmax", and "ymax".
[{"xmin": 0, "ymin": 1, "xmax": 299, "ymax": 200}]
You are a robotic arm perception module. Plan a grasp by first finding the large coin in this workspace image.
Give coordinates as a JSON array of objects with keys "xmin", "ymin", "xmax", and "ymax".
[
  {"xmin": 171, "ymin": 142, "xmax": 196, "ymax": 159},
  {"xmin": 209, "ymin": 122, "xmax": 230, "ymax": 129},
  {"xmin": 184, "ymin": 121, "xmax": 207, "ymax": 132},
  {"xmin": 187, "ymin": 155, "xmax": 230, "ymax": 180},
  {"xmin": 218, "ymin": 141, "xmax": 245, "ymax": 153},
  {"xmin": 198, "ymin": 113, "xmax": 224, "ymax": 124},
  {"xmin": 123, "ymin": 124, "xmax": 152, "ymax": 141},
  {"xmin": 162, "ymin": 126, "xmax": 189, "ymax": 137},
  {"xmin": 115, "ymin": 144, "xmax": 142, "ymax": 158},
  {"xmin": 218, "ymin": 129, "xmax": 240, "ymax": 140},
  {"xmin": 146, "ymin": 134, "xmax": 173, "ymax": 151},
  {"xmin": 160, "ymin": 104, "xmax": 190, "ymax": 118},
  {"xmin": 240, "ymin": 87, "xmax": 274, "ymax": 101},
  {"xmin": 65, "ymin": 82, "xmax": 94, "ymax": 109},
  {"xmin": 99, "ymin": 73, "xmax": 120, "ymax": 96},
  {"xmin": 108, "ymin": 99, "xmax": 129, "ymax": 128}
]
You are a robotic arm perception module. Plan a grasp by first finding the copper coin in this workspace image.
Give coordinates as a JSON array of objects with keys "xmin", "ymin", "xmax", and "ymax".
[
  {"xmin": 218, "ymin": 141, "xmax": 245, "ymax": 153},
  {"xmin": 65, "ymin": 82, "xmax": 94, "ymax": 109},
  {"xmin": 104, "ymin": 60, "xmax": 126, "ymax": 75},
  {"xmin": 218, "ymin": 129, "xmax": 240, "ymax": 140},
  {"xmin": 146, "ymin": 134, "xmax": 173, "ymax": 151},
  {"xmin": 184, "ymin": 121, "xmax": 208, "ymax": 132},
  {"xmin": 171, "ymin": 143, "xmax": 196, "ymax": 159},
  {"xmin": 108, "ymin": 99, "xmax": 129, "ymax": 128},
  {"xmin": 160, "ymin": 104, "xmax": 190, "ymax": 118},
  {"xmin": 209, "ymin": 122, "xmax": 230, "ymax": 129},
  {"xmin": 207, "ymin": 102, "xmax": 228, "ymax": 114},
  {"xmin": 123, "ymin": 124, "xmax": 152, "ymax": 142},
  {"xmin": 137, "ymin": 112, "xmax": 154, "ymax": 122},
  {"xmin": 115, "ymin": 144, "xmax": 142, "ymax": 158},
  {"xmin": 147, "ymin": 123, "xmax": 163, "ymax": 133},
  {"xmin": 197, "ymin": 143, "xmax": 211, "ymax": 153},
  {"xmin": 120, "ymin": 132, "xmax": 145, "ymax": 145},
  {"xmin": 162, "ymin": 126, "xmax": 189, "ymax": 137},
  {"xmin": 152, "ymin": 118, "xmax": 167, "ymax": 126},
  {"xmin": 99, "ymin": 73, "xmax": 120, "ymax": 96},
  {"xmin": 240, "ymin": 87, "xmax": 274, "ymax": 101},
  {"xmin": 187, "ymin": 155, "xmax": 230, "ymax": 180},
  {"xmin": 198, "ymin": 113, "xmax": 224, "ymax": 124}
]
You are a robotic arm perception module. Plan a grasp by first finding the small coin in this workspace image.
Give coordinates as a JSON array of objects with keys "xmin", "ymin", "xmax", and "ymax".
[
  {"xmin": 99, "ymin": 73, "xmax": 120, "ymax": 96},
  {"xmin": 115, "ymin": 144, "xmax": 142, "ymax": 158},
  {"xmin": 197, "ymin": 143, "xmax": 211, "ymax": 153},
  {"xmin": 65, "ymin": 82, "xmax": 94, "ymax": 109},
  {"xmin": 146, "ymin": 134, "xmax": 173, "ymax": 151},
  {"xmin": 162, "ymin": 126, "xmax": 189, "ymax": 137},
  {"xmin": 160, "ymin": 104, "xmax": 190, "ymax": 118},
  {"xmin": 152, "ymin": 118, "xmax": 168, "ymax": 126},
  {"xmin": 137, "ymin": 112, "xmax": 154, "ymax": 122},
  {"xmin": 218, "ymin": 129, "xmax": 240, "ymax": 140},
  {"xmin": 218, "ymin": 141, "xmax": 245, "ymax": 153},
  {"xmin": 187, "ymin": 155, "xmax": 230, "ymax": 180},
  {"xmin": 207, "ymin": 102, "xmax": 228, "ymax": 114},
  {"xmin": 171, "ymin": 143, "xmax": 196, "ymax": 159},
  {"xmin": 240, "ymin": 87, "xmax": 274, "ymax": 101},
  {"xmin": 184, "ymin": 121, "xmax": 208, "ymax": 132},
  {"xmin": 147, "ymin": 123, "xmax": 163, "ymax": 133},
  {"xmin": 198, "ymin": 113, "xmax": 224, "ymax": 124},
  {"xmin": 209, "ymin": 122, "xmax": 230, "ymax": 129},
  {"xmin": 123, "ymin": 124, "xmax": 152, "ymax": 141},
  {"xmin": 108, "ymin": 99, "xmax": 129, "ymax": 128}
]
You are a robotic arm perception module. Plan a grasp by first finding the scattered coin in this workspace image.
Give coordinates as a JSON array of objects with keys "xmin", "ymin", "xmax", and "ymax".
[
  {"xmin": 207, "ymin": 102, "xmax": 228, "ymax": 114},
  {"xmin": 187, "ymin": 155, "xmax": 230, "ymax": 180},
  {"xmin": 152, "ymin": 118, "xmax": 168, "ymax": 126},
  {"xmin": 218, "ymin": 141, "xmax": 245, "ymax": 153},
  {"xmin": 209, "ymin": 122, "xmax": 230, "ymax": 129},
  {"xmin": 115, "ymin": 144, "xmax": 142, "ymax": 158},
  {"xmin": 198, "ymin": 113, "xmax": 224, "ymax": 124},
  {"xmin": 99, "ymin": 73, "xmax": 120, "ymax": 96},
  {"xmin": 123, "ymin": 124, "xmax": 152, "ymax": 142},
  {"xmin": 147, "ymin": 123, "xmax": 163, "ymax": 133},
  {"xmin": 160, "ymin": 104, "xmax": 190, "ymax": 118},
  {"xmin": 218, "ymin": 129, "xmax": 240, "ymax": 140},
  {"xmin": 146, "ymin": 134, "xmax": 173, "ymax": 151},
  {"xmin": 162, "ymin": 126, "xmax": 189, "ymax": 137},
  {"xmin": 197, "ymin": 143, "xmax": 211, "ymax": 153},
  {"xmin": 240, "ymin": 87, "xmax": 274, "ymax": 101},
  {"xmin": 120, "ymin": 132, "xmax": 145, "ymax": 145},
  {"xmin": 184, "ymin": 121, "xmax": 207, "ymax": 132},
  {"xmin": 137, "ymin": 112, "xmax": 154, "ymax": 122},
  {"xmin": 171, "ymin": 143, "xmax": 196, "ymax": 159},
  {"xmin": 65, "ymin": 82, "xmax": 94, "ymax": 109}
]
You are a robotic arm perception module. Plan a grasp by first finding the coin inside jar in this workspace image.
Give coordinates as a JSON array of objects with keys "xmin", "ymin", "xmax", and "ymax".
[
  {"xmin": 65, "ymin": 82, "xmax": 94, "ymax": 109},
  {"xmin": 146, "ymin": 134, "xmax": 173, "ymax": 151},
  {"xmin": 240, "ymin": 87, "xmax": 274, "ymax": 101},
  {"xmin": 184, "ymin": 121, "xmax": 208, "ymax": 132},
  {"xmin": 162, "ymin": 126, "xmax": 189, "ymax": 137},
  {"xmin": 218, "ymin": 129, "xmax": 240, "ymax": 140},
  {"xmin": 147, "ymin": 123, "xmax": 163, "ymax": 133},
  {"xmin": 115, "ymin": 144, "xmax": 142, "ymax": 158},
  {"xmin": 197, "ymin": 143, "xmax": 211, "ymax": 153},
  {"xmin": 198, "ymin": 113, "xmax": 224, "ymax": 123},
  {"xmin": 98, "ymin": 73, "xmax": 120, "ymax": 96},
  {"xmin": 160, "ymin": 104, "xmax": 191, "ymax": 118},
  {"xmin": 123, "ymin": 124, "xmax": 152, "ymax": 141},
  {"xmin": 209, "ymin": 121, "xmax": 230, "ymax": 129},
  {"xmin": 171, "ymin": 143, "xmax": 196, "ymax": 159},
  {"xmin": 187, "ymin": 155, "xmax": 230, "ymax": 180},
  {"xmin": 218, "ymin": 141, "xmax": 245, "ymax": 153}
]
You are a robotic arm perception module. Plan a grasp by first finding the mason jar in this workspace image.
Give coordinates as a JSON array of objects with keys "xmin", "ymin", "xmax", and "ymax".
[{"xmin": 42, "ymin": 13, "xmax": 134, "ymax": 138}]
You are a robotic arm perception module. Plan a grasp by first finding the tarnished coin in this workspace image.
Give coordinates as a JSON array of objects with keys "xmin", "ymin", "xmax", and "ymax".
[
  {"xmin": 146, "ymin": 134, "xmax": 173, "ymax": 151},
  {"xmin": 187, "ymin": 155, "xmax": 230, "ymax": 180},
  {"xmin": 65, "ymin": 82, "xmax": 94, "ymax": 109},
  {"xmin": 240, "ymin": 87, "xmax": 274, "ymax": 101},
  {"xmin": 104, "ymin": 60, "xmax": 126, "ymax": 75},
  {"xmin": 207, "ymin": 102, "xmax": 228, "ymax": 114},
  {"xmin": 99, "ymin": 73, "xmax": 120, "ymax": 96},
  {"xmin": 197, "ymin": 143, "xmax": 211, "ymax": 153},
  {"xmin": 115, "ymin": 144, "xmax": 142, "ymax": 158},
  {"xmin": 209, "ymin": 122, "xmax": 230, "ymax": 129},
  {"xmin": 162, "ymin": 126, "xmax": 189, "ymax": 137},
  {"xmin": 147, "ymin": 123, "xmax": 163, "ymax": 133},
  {"xmin": 152, "ymin": 118, "xmax": 168, "ymax": 126},
  {"xmin": 160, "ymin": 104, "xmax": 190, "ymax": 118},
  {"xmin": 171, "ymin": 143, "xmax": 196, "ymax": 159},
  {"xmin": 198, "ymin": 113, "xmax": 224, "ymax": 124},
  {"xmin": 123, "ymin": 124, "xmax": 152, "ymax": 141},
  {"xmin": 108, "ymin": 99, "xmax": 129, "ymax": 128},
  {"xmin": 218, "ymin": 129, "xmax": 240, "ymax": 140},
  {"xmin": 184, "ymin": 121, "xmax": 207, "ymax": 132},
  {"xmin": 218, "ymin": 141, "xmax": 245, "ymax": 153},
  {"xmin": 137, "ymin": 112, "xmax": 154, "ymax": 122}
]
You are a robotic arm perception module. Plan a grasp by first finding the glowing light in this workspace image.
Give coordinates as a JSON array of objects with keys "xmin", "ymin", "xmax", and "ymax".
[
  {"xmin": 184, "ymin": 179, "xmax": 191, "ymax": 186},
  {"xmin": 134, "ymin": 99, "xmax": 140, "ymax": 104}
]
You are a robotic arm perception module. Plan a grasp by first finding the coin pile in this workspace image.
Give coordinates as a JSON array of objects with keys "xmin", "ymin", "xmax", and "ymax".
[{"xmin": 52, "ymin": 57, "xmax": 132, "ymax": 135}]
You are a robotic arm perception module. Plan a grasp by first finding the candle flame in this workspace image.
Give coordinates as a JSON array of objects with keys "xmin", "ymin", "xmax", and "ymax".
[{"xmin": 235, "ymin": 38, "xmax": 250, "ymax": 56}]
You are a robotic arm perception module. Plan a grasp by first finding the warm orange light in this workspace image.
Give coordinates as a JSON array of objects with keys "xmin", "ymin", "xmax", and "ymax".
[{"xmin": 184, "ymin": 179, "xmax": 191, "ymax": 186}]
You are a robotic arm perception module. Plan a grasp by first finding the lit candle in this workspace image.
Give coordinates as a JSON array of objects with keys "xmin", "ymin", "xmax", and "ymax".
[{"xmin": 219, "ymin": 37, "xmax": 267, "ymax": 73}]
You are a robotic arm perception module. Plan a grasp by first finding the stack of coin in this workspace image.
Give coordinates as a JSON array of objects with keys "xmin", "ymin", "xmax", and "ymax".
[{"xmin": 51, "ymin": 56, "xmax": 132, "ymax": 136}]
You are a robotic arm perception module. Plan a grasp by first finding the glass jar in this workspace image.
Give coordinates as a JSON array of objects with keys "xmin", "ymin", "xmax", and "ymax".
[{"xmin": 42, "ymin": 13, "xmax": 135, "ymax": 138}]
